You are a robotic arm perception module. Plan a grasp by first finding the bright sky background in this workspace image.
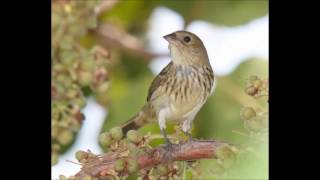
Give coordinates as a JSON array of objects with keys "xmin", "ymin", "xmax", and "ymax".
[
  {"xmin": 148, "ymin": 7, "xmax": 268, "ymax": 76},
  {"xmin": 52, "ymin": 6, "xmax": 268, "ymax": 179}
]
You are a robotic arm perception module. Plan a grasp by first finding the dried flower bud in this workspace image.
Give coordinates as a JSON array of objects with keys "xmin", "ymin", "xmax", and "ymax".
[{"xmin": 245, "ymin": 86, "xmax": 258, "ymax": 96}]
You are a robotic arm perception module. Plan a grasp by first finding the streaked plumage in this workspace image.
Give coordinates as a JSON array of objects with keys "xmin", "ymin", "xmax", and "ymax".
[{"xmin": 122, "ymin": 31, "xmax": 215, "ymax": 143}]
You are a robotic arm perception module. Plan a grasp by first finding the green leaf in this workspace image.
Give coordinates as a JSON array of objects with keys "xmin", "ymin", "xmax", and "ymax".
[{"xmin": 153, "ymin": 0, "xmax": 268, "ymax": 26}]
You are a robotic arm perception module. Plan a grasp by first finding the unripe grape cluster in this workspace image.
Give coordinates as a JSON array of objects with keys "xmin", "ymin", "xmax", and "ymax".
[
  {"xmin": 60, "ymin": 126, "xmax": 239, "ymax": 180},
  {"xmin": 60, "ymin": 127, "xmax": 188, "ymax": 179},
  {"xmin": 240, "ymin": 106, "xmax": 268, "ymax": 132},
  {"xmin": 245, "ymin": 75, "xmax": 268, "ymax": 98},
  {"xmin": 241, "ymin": 75, "xmax": 269, "ymax": 132},
  {"xmin": 52, "ymin": 0, "xmax": 110, "ymax": 166}
]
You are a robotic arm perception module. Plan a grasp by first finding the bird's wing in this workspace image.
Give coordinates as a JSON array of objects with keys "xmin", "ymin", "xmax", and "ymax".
[{"xmin": 147, "ymin": 62, "xmax": 173, "ymax": 102}]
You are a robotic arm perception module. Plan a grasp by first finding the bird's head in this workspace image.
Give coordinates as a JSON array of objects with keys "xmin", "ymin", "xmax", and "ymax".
[{"xmin": 163, "ymin": 31, "xmax": 210, "ymax": 66}]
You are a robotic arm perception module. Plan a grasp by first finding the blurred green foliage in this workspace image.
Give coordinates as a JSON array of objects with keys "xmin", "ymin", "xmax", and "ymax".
[
  {"xmin": 52, "ymin": 0, "xmax": 268, "ymax": 179},
  {"xmin": 99, "ymin": 0, "xmax": 268, "ymax": 27},
  {"xmin": 52, "ymin": 0, "xmax": 110, "ymax": 165},
  {"xmin": 153, "ymin": 0, "xmax": 268, "ymax": 25}
]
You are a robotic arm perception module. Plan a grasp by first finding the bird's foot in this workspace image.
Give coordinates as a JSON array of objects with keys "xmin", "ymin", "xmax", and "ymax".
[
  {"xmin": 163, "ymin": 141, "xmax": 175, "ymax": 161},
  {"xmin": 184, "ymin": 132, "xmax": 195, "ymax": 143}
]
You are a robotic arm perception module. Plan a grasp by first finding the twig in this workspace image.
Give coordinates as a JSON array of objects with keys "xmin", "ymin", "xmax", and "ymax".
[
  {"xmin": 94, "ymin": 23, "xmax": 167, "ymax": 62},
  {"xmin": 74, "ymin": 139, "xmax": 227, "ymax": 179}
]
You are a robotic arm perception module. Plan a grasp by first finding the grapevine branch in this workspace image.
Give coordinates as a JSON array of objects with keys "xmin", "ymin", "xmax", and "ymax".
[{"xmin": 74, "ymin": 139, "xmax": 228, "ymax": 178}]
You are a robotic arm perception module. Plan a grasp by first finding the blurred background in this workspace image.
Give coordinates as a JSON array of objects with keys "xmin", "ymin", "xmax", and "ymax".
[{"xmin": 52, "ymin": 0, "xmax": 268, "ymax": 179}]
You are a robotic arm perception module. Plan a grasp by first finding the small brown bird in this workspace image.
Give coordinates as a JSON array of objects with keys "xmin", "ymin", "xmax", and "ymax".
[{"xmin": 122, "ymin": 31, "xmax": 215, "ymax": 146}]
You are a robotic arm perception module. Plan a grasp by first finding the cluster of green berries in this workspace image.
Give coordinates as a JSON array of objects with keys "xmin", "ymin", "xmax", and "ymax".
[
  {"xmin": 61, "ymin": 127, "xmax": 239, "ymax": 179},
  {"xmin": 214, "ymin": 145, "xmax": 238, "ymax": 171},
  {"xmin": 52, "ymin": 0, "xmax": 109, "ymax": 166},
  {"xmin": 59, "ymin": 127, "xmax": 144, "ymax": 179},
  {"xmin": 242, "ymin": 75, "xmax": 269, "ymax": 132},
  {"xmin": 245, "ymin": 75, "xmax": 268, "ymax": 98},
  {"xmin": 61, "ymin": 127, "xmax": 188, "ymax": 179},
  {"xmin": 149, "ymin": 163, "xmax": 182, "ymax": 180},
  {"xmin": 240, "ymin": 106, "xmax": 268, "ymax": 132}
]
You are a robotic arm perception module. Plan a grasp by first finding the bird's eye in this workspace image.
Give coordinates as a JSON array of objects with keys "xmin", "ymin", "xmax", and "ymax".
[{"xmin": 184, "ymin": 36, "xmax": 191, "ymax": 43}]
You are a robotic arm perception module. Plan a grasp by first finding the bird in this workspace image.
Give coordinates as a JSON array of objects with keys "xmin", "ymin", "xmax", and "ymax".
[{"xmin": 121, "ymin": 30, "xmax": 215, "ymax": 147}]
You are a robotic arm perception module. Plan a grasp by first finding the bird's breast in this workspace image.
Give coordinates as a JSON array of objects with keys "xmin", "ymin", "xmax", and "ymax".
[{"xmin": 165, "ymin": 65, "xmax": 210, "ymax": 119}]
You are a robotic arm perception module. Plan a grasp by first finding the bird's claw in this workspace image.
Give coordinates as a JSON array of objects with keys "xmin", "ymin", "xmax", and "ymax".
[{"xmin": 163, "ymin": 142, "xmax": 174, "ymax": 161}]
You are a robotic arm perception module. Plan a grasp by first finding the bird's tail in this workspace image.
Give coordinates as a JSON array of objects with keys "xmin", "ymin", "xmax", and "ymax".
[{"xmin": 121, "ymin": 105, "xmax": 151, "ymax": 135}]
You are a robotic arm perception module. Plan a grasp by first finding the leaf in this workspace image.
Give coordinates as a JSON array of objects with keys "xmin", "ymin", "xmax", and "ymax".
[{"xmin": 153, "ymin": 0, "xmax": 268, "ymax": 26}]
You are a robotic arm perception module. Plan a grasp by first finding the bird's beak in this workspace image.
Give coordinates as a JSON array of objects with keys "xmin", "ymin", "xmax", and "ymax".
[{"xmin": 163, "ymin": 33, "xmax": 177, "ymax": 43}]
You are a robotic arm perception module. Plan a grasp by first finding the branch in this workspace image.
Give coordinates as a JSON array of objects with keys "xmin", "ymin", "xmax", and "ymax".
[
  {"xmin": 93, "ymin": 23, "xmax": 167, "ymax": 62},
  {"xmin": 73, "ymin": 139, "xmax": 229, "ymax": 179}
]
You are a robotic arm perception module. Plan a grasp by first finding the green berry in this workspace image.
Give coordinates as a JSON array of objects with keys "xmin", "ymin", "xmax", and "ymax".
[
  {"xmin": 57, "ymin": 129, "xmax": 74, "ymax": 145},
  {"xmin": 52, "ymin": 143, "xmax": 61, "ymax": 151},
  {"xmin": 52, "ymin": 152, "xmax": 58, "ymax": 166},
  {"xmin": 245, "ymin": 114, "xmax": 268, "ymax": 132},
  {"xmin": 157, "ymin": 164, "xmax": 168, "ymax": 176},
  {"xmin": 78, "ymin": 71, "xmax": 93, "ymax": 86},
  {"xmin": 252, "ymin": 79, "xmax": 262, "ymax": 89},
  {"xmin": 127, "ymin": 142, "xmax": 137, "ymax": 151},
  {"xmin": 59, "ymin": 175, "xmax": 68, "ymax": 180},
  {"xmin": 114, "ymin": 159, "xmax": 125, "ymax": 172},
  {"xmin": 97, "ymin": 82, "xmax": 110, "ymax": 93},
  {"xmin": 127, "ymin": 130, "xmax": 142, "ymax": 143},
  {"xmin": 83, "ymin": 175, "xmax": 92, "ymax": 180},
  {"xmin": 110, "ymin": 127, "xmax": 123, "ymax": 141},
  {"xmin": 104, "ymin": 175, "xmax": 116, "ymax": 180},
  {"xmin": 99, "ymin": 132, "xmax": 113, "ymax": 147},
  {"xmin": 73, "ymin": 97, "xmax": 86, "ymax": 108},
  {"xmin": 127, "ymin": 158, "xmax": 139, "ymax": 173},
  {"xmin": 75, "ymin": 150, "xmax": 88, "ymax": 161},
  {"xmin": 216, "ymin": 145, "xmax": 237, "ymax": 169},
  {"xmin": 66, "ymin": 89, "xmax": 78, "ymax": 99},
  {"xmin": 52, "ymin": 125, "xmax": 60, "ymax": 138},
  {"xmin": 81, "ymin": 59, "xmax": 95, "ymax": 71},
  {"xmin": 240, "ymin": 107, "xmax": 256, "ymax": 120},
  {"xmin": 68, "ymin": 176, "xmax": 76, "ymax": 180},
  {"xmin": 53, "ymin": 64, "xmax": 65, "ymax": 72}
]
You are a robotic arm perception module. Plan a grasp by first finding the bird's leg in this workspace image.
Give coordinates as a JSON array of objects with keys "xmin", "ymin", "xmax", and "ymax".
[
  {"xmin": 183, "ymin": 130, "xmax": 194, "ymax": 142},
  {"xmin": 182, "ymin": 117, "xmax": 195, "ymax": 142},
  {"xmin": 161, "ymin": 128, "xmax": 173, "ymax": 149},
  {"xmin": 161, "ymin": 128, "xmax": 175, "ymax": 161}
]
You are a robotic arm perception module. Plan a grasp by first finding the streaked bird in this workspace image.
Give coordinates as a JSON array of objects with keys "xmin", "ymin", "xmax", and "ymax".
[{"xmin": 122, "ymin": 31, "xmax": 215, "ymax": 147}]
